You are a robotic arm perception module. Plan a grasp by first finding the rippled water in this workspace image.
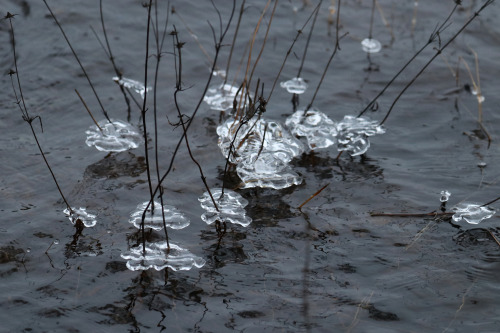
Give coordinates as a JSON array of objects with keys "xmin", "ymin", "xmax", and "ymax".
[{"xmin": 1, "ymin": 1, "xmax": 500, "ymax": 332}]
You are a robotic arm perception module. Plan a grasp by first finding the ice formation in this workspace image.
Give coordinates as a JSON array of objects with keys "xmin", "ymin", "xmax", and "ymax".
[
  {"xmin": 440, "ymin": 190, "xmax": 451, "ymax": 203},
  {"xmin": 63, "ymin": 207, "xmax": 97, "ymax": 228},
  {"xmin": 361, "ymin": 38, "xmax": 382, "ymax": 53},
  {"xmin": 204, "ymin": 83, "xmax": 245, "ymax": 111},
  {"xmin": 121, "ymin": 242, "xmax": 206, "ymax": 271},
  {"xmin": 85, "ymin": 119, "xmax": 142, "ymax": 152},
  {"xmin": 452, "ymin": 203, "xmax": 496, "ymax": 225},
  {"xmin": 280, "ymin": 77, "xmax": 308, "ymax": 94},
  {"xmin": 129, "ymin": 201, "xmax": 190, "ymax": 231},
  {"xmin": 285, "ymin": 109, "xmax": 338, "ymax": 150},
  {"xmin": 113, "ymin": 77, "xmax": 151, "ymax": 99},
  {"xmin": 217, "ymin": 118, "xmax": 304, "ymax": 188},
  {"xmin": 198, "ymin": 188, "xmax": 252, "ymax": 227},
  {"xmin": 336, "ymin": 115, "xmax": 385, "ymax": 156}
]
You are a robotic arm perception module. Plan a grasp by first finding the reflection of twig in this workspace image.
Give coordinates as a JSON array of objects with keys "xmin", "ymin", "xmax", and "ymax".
[
  {"xmin": 487, "ymin": 229, "xmax": 500, "ymax": 248},
  {"xmin": 75, "ymin": 89, "xmax": 103, "ymax": 132},
  {"xmin": 346, "ymin": 291, "xmax": 373, "ymax": 333}
]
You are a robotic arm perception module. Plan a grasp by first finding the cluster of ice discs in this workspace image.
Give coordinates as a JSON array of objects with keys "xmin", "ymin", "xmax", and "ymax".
[
  {"xmin": 85, "ymin": 119, "xmax": 142, "ymax": 152},
  {"xmin": 63, "ymin": 207, "xmax": 98, "ymax": 228},
  {"xmin": 121, "ymin": 200, "xmax": 205, "ymax": 271},
  {"xmin": 199, "ymin": 188, "xmax": 252, "ymax": 227},
  {"xmin": 286, "ymin": 110, "xmax": 386, "ymax": 156}
]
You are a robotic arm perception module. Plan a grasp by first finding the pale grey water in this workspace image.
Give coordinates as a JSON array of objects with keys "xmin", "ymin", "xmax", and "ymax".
[{"xmin": 1, "ymin": 0, "xmax": 500, "ymax": 332}]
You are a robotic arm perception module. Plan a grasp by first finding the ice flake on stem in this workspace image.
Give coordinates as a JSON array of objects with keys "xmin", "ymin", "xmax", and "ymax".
[
  {"xmin": 112, "ymin": 77, "xmax": 151, "ymax": 99},
  {"xmin": 280, "ymin": 77, "xmax": 308, "ymax": 94},
  {"xmin": 285, "ymin": 109, "xmax": 338, "ymax": 150},
  {"xmin": 336, "ymin": 115, "xmax": 385, "ymax": 156},
  {"xmin": 63, "ymin": 207, "xmax": 97, "ymax": 227},
  {"xmin": 440, "ymin": 190, "xmax": 451, "ymax": 203},
  {"xmin": 121, "ymin": 242, "xmax": 205, "ymax": 271},
  {"xmin": 129, "ymin": 201, "xmax": 190, "ymax": 231},
  {"xmin": 199, "ymin": 188, "xmax": 252, "ymax": 227},
  {"xmin": 204, "ymin": 83, "xmax": 244, "ymax": 111},
  {"xmin": 452, "ymin": 203, "xmax": 495, "ymax": 225},
  {"xmin": 85, "ymin": 119, "xmax": 142, "ymax": 152},
  {"xmin": 361, "ymin": 38, "xmax": 382, "ymax": 53}
]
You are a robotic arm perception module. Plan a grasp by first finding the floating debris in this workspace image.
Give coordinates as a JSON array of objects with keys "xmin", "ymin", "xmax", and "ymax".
[
  {"xmin": 285, "ymin": 109, "xmax": 338, "ymax": 150},
  {"xmin": 440, "ymin": 190, "xmax": 451, "ymax": 203},
  {"xmin": 336, "ymin": 115, "xmax": 385, "ymax": 156},
  {"xmin": 63, "ymin": 207, "xmax": 97, "ymax": 228},
  {"xmin": 452, "ymin": 203, "xmax": 496, "ymax": 225},
  {"xmin": 280, "ymin": 77, "xmax": 308, "ymax": 94},
  {"xmin": 199, "ymin": 188, "xmax": 252, "ymax": 227},
  {"xmin": 121, "ymin": 242, "xmax": 205, "ymax": 271},
  {"xmin": 237, "ymin": 152, "xmax": 303, "ymax": 189},
  {"xmin": 129, "ymin": 201, "xmax": 190, "ymax": 231},
  {"xmin": 361, "ymin": 38, "xmax": 382, "ymax": 53},
  {"xmin": 204, "ymin": 83, "xmax": 243, "ymax": 111},
  {"xmin": 113, "ymin": 77, "xmax": 151, "ymax": 99},
  {"xmin": 85, "ymin": 119, "xmax": 142, "ymax": 152}
]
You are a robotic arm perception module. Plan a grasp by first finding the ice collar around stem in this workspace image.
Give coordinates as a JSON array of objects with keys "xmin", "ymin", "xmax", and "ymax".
[
  {"xmin": 336, "ymin": 115, "xmax": 385, "ymax": 156},
  {"xmin": 85, "ymin": 119, "xmax": 142, "ymax": 152},
  {"xmin": 129, "ymin": 201, "xmax": 190, "ymax": 231},
  {"xmin": 198, "ymin": 188, "xmax": 252, "ymax": 227}
]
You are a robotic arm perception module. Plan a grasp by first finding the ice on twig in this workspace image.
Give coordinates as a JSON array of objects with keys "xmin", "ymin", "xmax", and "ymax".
[
  {"xmin": 121, "ymin": 242, "xmax": 205, "ymax": 271},
  {"xmin": 336, "ymin": 115, "xmax": 385, "ymax": 156},
  {"xmin": 361, "ymin": 38, "xmax": 382, "ymax": 53},
  {"xmin": 85, "ymin": 119, "xmax": 142, "ymax": 152},
  {"xmin": 204, "ymin": 83, "xmax": 245, "ymax": 111},
  {"xmin": 280, "ymin": 77, "xmax": 308, "ymax": 94},
  {"xmin": 63, "ymin": 207, "xmax": 97, "ymax": 228},
  {"xmin": 237, "ymin": 152, "xmax": 302, "ymax": 189},
  {"xmin": 440, "ymin": 190, "xmax": 451, "ymax": 203},
  {"xmin": 129, "ymin": 201, "xmax": 190, "ymax": 231},
  {"xmin": 471, "ymin": 87, "xmax": 485, "ymax": 103},
  {"xmin": 285, "ymin": 109, "xmax": 338, "ymax": 150},
  {"xmin": 113, "ymin": 77, "xmax": 151, "ymax": 99},
  {"xmin": 199, "ymin": 188, "xmax": 252, "ymax": 227},
  {"xmin": 452, "ymin": 203, "xmax": 496, "ymax": 225}
]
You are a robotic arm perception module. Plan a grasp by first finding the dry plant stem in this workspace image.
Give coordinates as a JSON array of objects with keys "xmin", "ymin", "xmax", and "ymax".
[
  {"xmin": 487, "ymin": 230, "xmax": 500, "ymax": 248},
  {"xmin": 75, "ymin": 89, "xmax": 103, "ymax": 132},
  {"xmin": 365, "ymin": 0, "xmax": 376, "ymax": 68},
  {"xmin": 7, "ymin": 14, "xmax": 72, "ymax": 213},
  {"xmin": 357, "ymin": 2, "xmax": 460, "ymax": 118},
  {"xmin": 224, "ymin": 0, "xmax": 247, "ymax": 86},
  {"xmin": 306, "ymin": 0, "xmax": 343, "ymax": 111},
  {"xmin": 370, "ymin": 211, "xmax": 452, "ymax": 218},
  {"xmin": 298, "ymin": 183, "xmax": 330, "ymax": 210},
  {"xmin": 140, "ymin": 0, "xmax": 155, "ymax": 253},
  {"xmin": 297, "ymin": 0, "xmax": 321, "ymax": 79},
  {"xmin": 374, "ymin": 0, "xmax": 394, "ymax": 42},
  {"xmin": 267, "ymin": 1, "xmax": 322, "ymax": 102},
  {"xmin": 99, "ymin": 0, "xmax": 131, "ymax": 118},
  {"xmin": 43, "ymin": 0, "xmax": 111, "ymax": 124},
  {"xmin": 379, "ymin": 0, "xmax": 494, "ymax": 126},
  {"xmin": 172, "ymin": 29, "xmax": 219, "ymax": 212},
  {"xmin": 139, "ymin": 1, "xmax": 237, "ymax": 226}
]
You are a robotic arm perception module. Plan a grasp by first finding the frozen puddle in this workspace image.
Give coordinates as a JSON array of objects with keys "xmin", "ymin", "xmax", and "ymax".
[
  {"xmin": 129, "ymin": 201, "xmax": 190, "ymax": 231},
  {"xmin": 85, "ymin": 119, "xmax": 142, "ymax": 152},
  {"xmin": 121, "ymin": 242, "xmax": 205, "ymax": 271},
  {"xmin": 63, "ymin": 207, "xmax": 97, "ymax": 227},
  {"xmin": 336, "ymin": 115, "xmax": 385, "ymax": 156},
  {"xmin": 280, "ymin": 77, "xmax": 308, "ymax": 94},
  {"xmin": 113, "ymin": 76, "xmax": 151, "ymax": 99},
  {"xmin": 199, "ymin": 188, "xmax": 252, "ymax": 227},
  {"xmin": 452, "ymin": 203, "xmax": 496, "ymax": 225},
  {"xmin": 285, "ymin": 109, "xmax": 338, "ymax": 150}
]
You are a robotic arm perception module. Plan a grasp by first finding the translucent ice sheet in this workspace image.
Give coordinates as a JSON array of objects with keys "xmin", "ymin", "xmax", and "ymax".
[
  {"xmin": 85, "ymin": 119, "xmax": 142, "ymax": 152},
  {"xmin": 285, "ymin": 109, "xmax": 338, "ymax": 150},
  {"xmin": 280, "ymin": 77, "xmax": 308, "ymax": 94},
  {"xmin": 63, "ymin": 207, "xmax": 97, "ymax": 227},
  {"xmin": 204, "ymin": 83, "xmax": 244, "ymax": 111},
  {"xmin": 113, "ymin": 76, "xmax": 151, "ymax": 98},
  {"xmin": 336, "ymin": 115, "xmax": 385, "ymax": 156},
  {"xmin": 129, "ymin": 201, "xmax": 190, "ymax": 231},
  {"xmin": 121, "ymin": 242, "xmax": 205, "ymax": 271},
  {"xmin": 198, "ymin": 188, "xmax": 252, "ymax": 227},
  {"xmin": 452, "ymin": 203, "xmax": 496, "ymax": 225},
  {"xmin": 361, "ymin": 38, "xmax": 382, "ymax": 53}
]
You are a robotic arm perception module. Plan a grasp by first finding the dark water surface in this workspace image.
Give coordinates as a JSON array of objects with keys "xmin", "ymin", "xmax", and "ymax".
[{"xmin": 1, "ymin": 0, "xmax": 500, "ymax": 332}]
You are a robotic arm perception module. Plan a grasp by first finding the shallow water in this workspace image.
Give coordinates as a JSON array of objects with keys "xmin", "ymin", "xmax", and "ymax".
[{"xmin": 1, "ymin": 0, "xmax": 500, "ymax": 332}]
